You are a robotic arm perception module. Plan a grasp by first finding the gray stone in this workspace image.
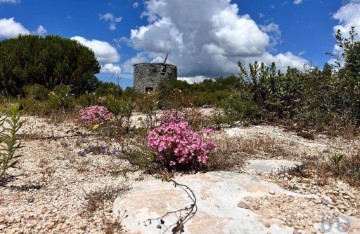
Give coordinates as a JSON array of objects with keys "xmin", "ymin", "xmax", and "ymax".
[
  {"xmin": 321, "ymin": 196, "xmax": 333, "ymax": 205},
  {"xmin": 243, "ymin": 160, "xmax": 302, "ymax": 174},
  {"xmin": 134, "ymin": 63, "xmax": 177, "ymax": 93},
  {"xmin": 345, "ymin": 192, "xmax": 355, "ymax": 199},
  {"xmin": 113, "ymin": 171, "xmax": 316, "ymax": 234},
  {"xmin": 237, "ymin": 201, "xmax": 250, "ymax": 209}
]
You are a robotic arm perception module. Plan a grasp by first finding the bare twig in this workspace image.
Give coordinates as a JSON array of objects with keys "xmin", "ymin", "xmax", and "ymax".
[{"xmin": 144, "ymin": 179, "xmax": 197, "ymax": 233}]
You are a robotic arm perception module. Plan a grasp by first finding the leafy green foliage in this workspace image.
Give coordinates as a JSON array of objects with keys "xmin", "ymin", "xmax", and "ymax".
[
  {"xmin": 135, "ymin": 93, "xmax": 158, "ymax": 129},
  {"xmin": 0, "ymin": 103, "xmax": 23, "ymax": 179},
  {"xmin": 217, "ymin": 91, "xmax": 261, "ymax": 125},
  {"xmin": 345, "ymin": 41, "xmax": 360, "ymax": 79},
  {"xmin": 99, "ymin": 96, "xmax": 135, "ymax": 136},
  {"xmin": 47, "ymin": 85, "xmax": 75, "ymax": 111},
  {"xmin": 1, "ymin": 28, "xmax": 359, "ymax": 137},
  {"xmin": 0, "ymin": 35, "xmax": 100, "ymax": 97},
  {"xmin": 95, "ymin": 81, "xmax": 122, "ymax": 98},
  {"xmin": 157, "ymin": 80, "xmax": 188, "ymax": 109},
  {"xmin": 329, "ymin": 153, "xmax": 344, "ymax": 175},
  {"xmin": 22, "ymin": 84, "xmax": 50, "ymax": 101}
]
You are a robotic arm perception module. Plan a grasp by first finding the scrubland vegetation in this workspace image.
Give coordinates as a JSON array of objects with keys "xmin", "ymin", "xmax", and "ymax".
[
  {"xmin": 1, "ymin": 28, "xmax": 360, "ymax": 184},
  {"xmin": 0, "ymin": 28, "xmax": 360, "ymax": 233}
]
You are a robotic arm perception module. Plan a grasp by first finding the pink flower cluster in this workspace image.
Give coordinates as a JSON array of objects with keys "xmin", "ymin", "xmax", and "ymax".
[
  {"xmin": 160, "ymin": 110, "xmax": 185, "ymax": 124},
  {"xmin": 160, "ymin": 109, "xmax": 209, "ymax": 131},
  {"xmin": 79, "ymin": 105, "xmax": 114, "ymax": 125},
  {"xmin": 147, "ymin": 121, "xmax": 216, "ymax": 167}
]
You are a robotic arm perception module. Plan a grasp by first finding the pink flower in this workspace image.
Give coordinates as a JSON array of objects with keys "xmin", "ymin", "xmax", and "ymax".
[
  {"xmin": 160, "ymin": 110, "xmax": 185, "ymax": 124},
  {"xmin": 200, "ymin": 128, "xmax": 215, "ymax": 135},
  {"xmin": 147, "ymin": 121, "xmax": 216, "ymax": 168},
  {"xmin": 79, "ymin": 106, "xmax": 113, "ymax": 126}
]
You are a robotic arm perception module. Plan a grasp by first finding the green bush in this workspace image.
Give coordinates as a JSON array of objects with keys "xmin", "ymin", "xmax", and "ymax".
[
  {"xmin": 47, "ymin": 85, "xmax": 75, "ymax": 111},
  {"xmin": 76, "ymin": 92, "xmax": 97, "ymax": 108},
  {"xmin": 101, "ymin": 95, "xmax": 134, "ymax": 117},
  {"xmin": 217, "ymin": 91, "xmax": 262, "ymax": 124},
  {"xmin": 0, "ymin": 35, "xmax": 100, "ymax": 96},
  {"xmin": 18, "ymin": 97, "xmax": 48, "ymax": 115},
  {"xmin": 135, "ymin": 93, "xmax": 157, "ymax": 113},
  {"xmin": 95, "ymin": 81, "xmax": 122, "ymax": 98},
  {"xmin": 22, "ymin": 84, "xmax": 49, "ymax": 101}
]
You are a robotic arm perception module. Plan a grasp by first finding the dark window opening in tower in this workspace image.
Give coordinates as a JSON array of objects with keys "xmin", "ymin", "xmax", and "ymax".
[
  {"xmin": 160, "ymin": 65, "xmax": 166, "ymax": 75},
  {"xmin": 145, "ymin": 87, "xmax": 154, "ymax": 92}
]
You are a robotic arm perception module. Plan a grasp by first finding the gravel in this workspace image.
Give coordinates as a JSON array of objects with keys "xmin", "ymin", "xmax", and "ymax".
[{"xmin": 1, "ymin": 115, "xmax": 359, "ymax": 233}]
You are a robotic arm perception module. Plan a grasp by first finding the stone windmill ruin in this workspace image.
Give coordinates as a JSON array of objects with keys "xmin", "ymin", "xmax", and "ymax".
[{"xmin": 133, "ymin": 53, "xmax": 177, "ymax": 93}]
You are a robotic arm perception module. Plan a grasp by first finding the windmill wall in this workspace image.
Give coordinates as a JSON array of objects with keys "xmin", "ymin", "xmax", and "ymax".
[{"xmin": 133, "ymin": 63, "xmax": 177, "ymax": 93}]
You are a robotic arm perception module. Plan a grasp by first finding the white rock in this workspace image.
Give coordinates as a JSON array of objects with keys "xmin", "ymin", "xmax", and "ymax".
[
  {"xmin": 113, "ymin": 171, "xmax": 317, "ymax": 234},
  {"xmin": 243, "ymin": 160, "xmax": 302, "ymax": 174},
  {"xmin": 321, "ymin": 196, "xmax": 333, "ymax": 205}
]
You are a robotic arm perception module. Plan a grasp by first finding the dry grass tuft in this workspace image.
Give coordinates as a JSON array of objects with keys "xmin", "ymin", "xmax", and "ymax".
[
  {"xmin": 214, "ymin": 135, "xmax": 289, "ymax": 157},
  {"xmin": 82, "ymin": 185, "xmax": 130, "ymax": 217},
  {"xmin": 283, "ymin": 149, "xmax": 360, "ymax": 187}
]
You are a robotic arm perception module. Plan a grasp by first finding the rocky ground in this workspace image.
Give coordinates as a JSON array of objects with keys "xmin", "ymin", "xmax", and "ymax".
[
  {"xmin": 0, "ymin": 116, "xmax": 146, "ymax": 233},
  {"xmin": 0, "ymin": 114, "xmax": 359, "ymax": 233}
]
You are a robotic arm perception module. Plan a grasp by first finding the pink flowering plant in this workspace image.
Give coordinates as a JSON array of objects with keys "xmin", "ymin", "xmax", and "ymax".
[
  {"xmin": 79, "ymin": 105, "xmax": 114, "ymax": 126},
  {"xmin": 159, "ymin": 109, "xmax": 209, "ymax": 131},
  {"xmin": 159, "ymin": 110, "xmax": 185, "ymax": 124},
  {"xmin": 147, "ymin": 121, "xmax": 216, "ymax": 170}
]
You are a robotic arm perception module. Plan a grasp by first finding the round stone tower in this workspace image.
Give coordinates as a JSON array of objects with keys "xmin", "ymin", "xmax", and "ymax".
[{"xmin": 133, "ymin": 63, "xmax": 177, "ymax": 93}]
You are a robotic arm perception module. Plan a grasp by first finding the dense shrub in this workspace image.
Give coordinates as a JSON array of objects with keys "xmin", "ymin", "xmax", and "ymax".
[
  {"xmin": 100, "ymin": 95, "xmax": 126, "ymax": 116},
  {"xmin": 95, "ymin": 81, "xmax": 122, "ymax": 98},
  {"xmin": 79, "ymin": 105, "xmax": 114, "ymax": 126},
  {"xmin": 47, "ymin": 85, "xmax": 75, "ymax": 111},
  {"xmin": 147, "ymin": 121, "xmax": 216, "ymax": 170},
  {"xmin": 217, "ymin": 91, "xmax": 262, "ymax": 124},
  {"xmin": 157, "ymin": 81, "xmax": 192, "ymax": 110},
  {"xmin": 22, "ymin": 84, "xmax": 49, "ymax": 101},
  {"xmin": 0, "ymin": 35, "xmax": 100, "ymax": 96}
]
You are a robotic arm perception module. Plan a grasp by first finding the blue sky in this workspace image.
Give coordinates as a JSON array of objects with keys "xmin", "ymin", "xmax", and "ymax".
[{"xmin": 1, "ymin": 0, "xmax": 360, "ymax": 88}]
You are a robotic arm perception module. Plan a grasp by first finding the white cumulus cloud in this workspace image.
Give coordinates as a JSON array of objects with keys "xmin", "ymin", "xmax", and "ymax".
[
  {"xmin": 332, "ymin": 0, "xmax": 360, "ymax": 39},
  {"xmin": 133, "ymin": 2, "xmax": 139, "ymax": 8},
  {"xmin": 123, "ymin": 0, "xmax": 308, "ymax": 78},
  {"xmin": 260, "ymin": 23, "xmax": 282, "ymax": 49},
  {"xmin": 178, "ymin": 76, "xmax": 210, "ymax": 84},
  {"xmin": 131, "ymin": 18, "xmax": 179, "ymax": 53},
  {"xmin": 99, "ymin": 13, "xmax": 122, "ymax": 31},
  {"xmin": 0, "ymin": 17, "xmax": 30, "ymax": 38},
  {"xmin": 35, "ymin": 25, "xmax": 46, "ymax": 36},
  {"xmin": 257, "ymin": 52, "xmax": 309, "ymax": 71},
  {"xmin": 71, "ymin": 36, "xmax": 120, "ymax": 63},
  {"xmin": 121, "ymin": 52, "xmax": 150, "ymax": 74},
  {"xmin": 0, "ymin": 0, "xmax": 19, "ymax": 4},
  {"xmin": 293, "ymin": 0, "xmax": 303, "ymax": 5},
  {"xmin": 330, "ymin": 0, "xmax": 360, "ymax": 66},
  {"xmin": 101, "ymin": 63, "xmax": 122, "ymax": 74}
]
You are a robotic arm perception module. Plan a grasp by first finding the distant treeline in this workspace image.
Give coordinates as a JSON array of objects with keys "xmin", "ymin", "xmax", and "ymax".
[{"xmin": 1, "ymin": 30, "xmax": 359, "ymax": 133}]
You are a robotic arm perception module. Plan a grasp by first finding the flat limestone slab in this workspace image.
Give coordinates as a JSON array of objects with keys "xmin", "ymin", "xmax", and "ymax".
[
  {"xmin": 243, "ymin": 159, "xmax": 302, "ymax": 174},
  {"xmin": 113, "ymin": 171, "xmax": 315, "ymax": 234}
]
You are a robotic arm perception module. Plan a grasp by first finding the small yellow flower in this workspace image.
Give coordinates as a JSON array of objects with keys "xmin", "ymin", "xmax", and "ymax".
[
  {"xmin": 92, "ymin": 124, "xmax": 99, "ymax": 130},
  {"xmin": 48, "ymin": 91, "xmax": 56, "ymax": 97}
]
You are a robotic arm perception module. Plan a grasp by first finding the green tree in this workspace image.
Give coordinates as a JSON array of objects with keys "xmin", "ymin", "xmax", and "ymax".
[
  {"xmin": 345, "ymin": 41, "xmax": 360, "ymax": 80},
  {"xmin": 95, "ymin": 81, "xmax": 122, "ymax": 97},
  {"xmin": 0, "ymin": 35, "xmax": 100, "ymax": 96},
  {"xmin": 334, "ymin": 27, "xmax": 360, "ymax": 122}
]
